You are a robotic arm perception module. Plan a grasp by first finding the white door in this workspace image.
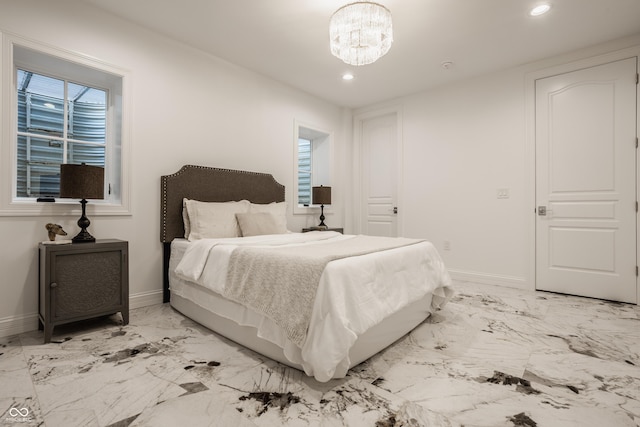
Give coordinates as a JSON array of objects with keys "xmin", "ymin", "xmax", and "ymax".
[
  {"xmin": 535, "ymin": 57, "xmax": 637, "ymax": 303},
  {"xmin": 361, "ymin": 113, "xmax": 398, "ymax": 237}
]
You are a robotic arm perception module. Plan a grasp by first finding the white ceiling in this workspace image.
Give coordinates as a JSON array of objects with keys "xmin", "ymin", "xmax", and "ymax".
[{"xmin": 83, "ymin": 0, "xmax": 640, "ymax": 108}]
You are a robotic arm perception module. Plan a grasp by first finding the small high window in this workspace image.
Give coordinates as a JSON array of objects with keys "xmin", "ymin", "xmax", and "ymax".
[
  {"xmin": 294, "ymin": 122, "xmax": 331, "ymax": 212},
  {"xmin": 297, "ymin": 136, "xmax": 312, "ymax": 205}
]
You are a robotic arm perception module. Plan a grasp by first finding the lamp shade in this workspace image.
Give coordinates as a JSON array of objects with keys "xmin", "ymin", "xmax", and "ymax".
[
  {"xmin": 59, "ymin": 163, "xmax": 104, "ymax": 199},
  {"xmin": 312, "ymin": 186, "xmax": 331, "ymax": 205}
]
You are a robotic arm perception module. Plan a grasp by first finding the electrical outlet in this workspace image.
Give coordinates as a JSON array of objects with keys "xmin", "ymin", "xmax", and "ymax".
[{"xmin": 443, "ymin": 240, "xmax": 451, "ymax": 251}]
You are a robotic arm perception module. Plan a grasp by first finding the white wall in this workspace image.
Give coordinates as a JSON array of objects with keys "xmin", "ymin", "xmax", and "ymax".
[
  {"xmin": 401, "ymin": 68, "xmax": 528, "ymax": 285},
  {"xmin": 355, "ymin": 34, "xmax": 640, "ymax": 291},
  {"xmin": 0, "ymin": 0, "xmax": 349, "ymax": 336}
]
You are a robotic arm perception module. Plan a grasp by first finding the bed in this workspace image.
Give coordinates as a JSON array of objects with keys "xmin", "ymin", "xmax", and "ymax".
[{"xmin": 161, "ymin": 165, "xmax": 452, "ymax": 382}]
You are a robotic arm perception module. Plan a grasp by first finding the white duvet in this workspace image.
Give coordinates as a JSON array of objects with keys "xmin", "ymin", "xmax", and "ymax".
[{"xmin": 173, "ymin": 231, "xmax": 452, "ymax": 382}]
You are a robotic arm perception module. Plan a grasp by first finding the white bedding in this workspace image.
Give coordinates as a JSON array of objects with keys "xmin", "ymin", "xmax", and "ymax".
[{"xmin": 171, "ymin": 231, "xmax": 452, "ymax": 382}]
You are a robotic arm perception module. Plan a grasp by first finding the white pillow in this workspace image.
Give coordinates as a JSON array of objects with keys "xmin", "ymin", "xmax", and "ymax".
[
  {"xmin": 249, "ymin": 201, "xmax": 287, "ymax": 231},
  {"xmin": 236, "ymin": 212, "xmax": 287, "ymax": 237},
  {"xmin": 184, "ymin": 199, "xmax": 250, "ymax": 240}
]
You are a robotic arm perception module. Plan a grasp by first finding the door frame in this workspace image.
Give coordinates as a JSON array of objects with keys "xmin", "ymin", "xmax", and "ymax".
[
  {"xmin": 525, "ymin": 46, "xmax": 640, "ymax": 302},
  {"xmin": 352, "ymin": 105, "xmax": 404, "ymax": 236}
]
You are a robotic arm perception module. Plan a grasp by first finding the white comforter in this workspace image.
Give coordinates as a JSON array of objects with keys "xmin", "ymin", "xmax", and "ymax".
[{"xmin": 174, "ymin": 231, "xmax": 452, "ymax": 382}]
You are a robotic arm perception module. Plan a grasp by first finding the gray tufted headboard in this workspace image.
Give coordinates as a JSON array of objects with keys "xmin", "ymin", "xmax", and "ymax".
[{"xmin": 160, "ymin": 165, "xmax": 285, "ymax": 301}]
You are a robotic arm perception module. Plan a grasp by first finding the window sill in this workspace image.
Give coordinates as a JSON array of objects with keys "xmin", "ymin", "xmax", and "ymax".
[
  {"xmin": 293, "ymin": 205, "xmax": 334, "ymax": 215},
  {"xmin": 0, "ymin": 199, "xmax": 131, "ymax": 217}
]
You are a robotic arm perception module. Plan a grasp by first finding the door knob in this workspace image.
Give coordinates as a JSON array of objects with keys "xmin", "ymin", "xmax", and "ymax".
[{"xmin": 537, "ymin": 206, "xmax": 552, "ymax": 216}]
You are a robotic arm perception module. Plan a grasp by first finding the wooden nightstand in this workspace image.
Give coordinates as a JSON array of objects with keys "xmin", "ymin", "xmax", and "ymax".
[
  {"xmin": 38, "ymin": 239, "xmax": 129, "ymax": 343},
  {"xmin": 302, "ymin": 227, "xmax": 344, "ymax": 234}
]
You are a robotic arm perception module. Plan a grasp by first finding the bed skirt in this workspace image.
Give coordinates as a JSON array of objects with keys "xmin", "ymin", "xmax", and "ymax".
[{"xmin": 170, "ymin": 288, "xmax": 434, "ymax": 378}]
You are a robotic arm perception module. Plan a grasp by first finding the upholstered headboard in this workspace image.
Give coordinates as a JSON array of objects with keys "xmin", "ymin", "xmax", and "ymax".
[{"xmin": 160, "ymin": 165, "xmax": 285, "ymax": 301}]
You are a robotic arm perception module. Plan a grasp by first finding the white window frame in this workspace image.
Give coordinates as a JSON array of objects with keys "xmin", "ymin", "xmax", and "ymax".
[
  {"xmin": 0, "ymin": 33, "xmax": 131, "ymax": 216},
  {"xmin": 293, "ymin": 120, "xmax": 332, "ymax": 215}
]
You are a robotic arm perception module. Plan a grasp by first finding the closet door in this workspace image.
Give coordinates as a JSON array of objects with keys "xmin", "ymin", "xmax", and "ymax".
[
  {"xmin": 535, "ymin": 57, "xmax": 637, "ymax": 303},
  {"xmin": 360, "ymin": 112, "xmax": 399, "ymax": 237}
]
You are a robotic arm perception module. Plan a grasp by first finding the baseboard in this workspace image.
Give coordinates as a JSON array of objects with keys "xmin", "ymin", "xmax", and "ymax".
[
  {"xmin": 0, "ymin": 290, "xmax": 164, "ymax": 338},
  {"xmin": 129, "ymin": 289, "xmax": 164, "ymax": 310},
  {"xmin": 448, "ymin": 269, "xmax": 532, "ymax": 291},
  {"xmin": 0, "ymin": 312, "xmax": 39, "ymax": 338}
]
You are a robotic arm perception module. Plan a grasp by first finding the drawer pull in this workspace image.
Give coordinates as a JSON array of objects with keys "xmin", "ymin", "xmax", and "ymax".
[{"xmin": 50, "ymin": 282, "xmax": 58, "ymax": 288}]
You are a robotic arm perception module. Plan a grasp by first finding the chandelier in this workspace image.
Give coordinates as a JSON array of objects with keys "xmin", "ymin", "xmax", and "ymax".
[{"xmin": 329, "ymin": 2, "xmax": 393, "ymax": 66}]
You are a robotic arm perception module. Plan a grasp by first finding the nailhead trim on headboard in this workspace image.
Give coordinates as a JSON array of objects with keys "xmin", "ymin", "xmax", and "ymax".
[{"xmin": 160, "ymin": 165, "xmax": 286, "ymax": 243}]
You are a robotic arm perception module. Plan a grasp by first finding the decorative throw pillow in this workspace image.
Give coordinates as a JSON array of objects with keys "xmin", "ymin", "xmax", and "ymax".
[
  {"xmin": 236, "ymin": 212, "xmax": 287, "ymax": 237},
  {"xmin": 249, "ymin": 201, "xmax": 287, "ymax": 232}
]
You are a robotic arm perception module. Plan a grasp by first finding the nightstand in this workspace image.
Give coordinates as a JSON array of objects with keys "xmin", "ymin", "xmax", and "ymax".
[
  {"xmin": 302, "ymin": 227, "xmax": 344, "ymax": 234},
  {"xmin": 38, "ymin": 239, "xmax": 129, "ymax": 343}
]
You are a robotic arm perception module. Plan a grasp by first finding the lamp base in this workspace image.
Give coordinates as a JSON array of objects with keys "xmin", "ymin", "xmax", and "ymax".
[
  {"xmin": 318, "ymin": 204, "xmax": 327, "ymax": 228},
  {"xmin": 308, "ymin": 225, "xmax": 328, "ymax": 231},
  {"xmin": 72, "ymin": 198, "xmax": 96, "ymax": 243},
  {"xmin": 71, "ymin": 229, "xmax": 96, "ymax": 243}
]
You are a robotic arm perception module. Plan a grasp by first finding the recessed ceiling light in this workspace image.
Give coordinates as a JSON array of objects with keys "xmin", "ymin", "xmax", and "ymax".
[
  {"xmin": 342, "ymin": 73, "xmax": 354, "ymax": 81},
  {"xmin": 530, "ymin": 4, "xmax": 551, "ymax": 16}
]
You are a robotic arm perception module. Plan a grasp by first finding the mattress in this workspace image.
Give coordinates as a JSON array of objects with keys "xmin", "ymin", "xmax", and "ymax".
[
  {"xmin": 169, "ymin": 233, "xmax": 451, "ymax": 381},
  {"xmin": 170, "ymin": 280, "xmax": 434, "ymax": 375}
]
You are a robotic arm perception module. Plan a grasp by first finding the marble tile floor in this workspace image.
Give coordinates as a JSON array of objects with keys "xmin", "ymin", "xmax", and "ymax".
[{"xmin": 2, "ymin": 281, "xmax": 640, "ymax": 427}]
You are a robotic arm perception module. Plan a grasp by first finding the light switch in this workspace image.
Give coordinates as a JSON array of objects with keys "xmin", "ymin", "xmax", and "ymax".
[{"xmin": 497, "ymin": 188, "xmax": 510, "ymax": 199}]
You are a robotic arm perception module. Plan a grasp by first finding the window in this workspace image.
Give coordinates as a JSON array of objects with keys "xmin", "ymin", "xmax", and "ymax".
[
  {"xmin": 297, "ymin": 137, "xmax": 312, "ymax": 205},
  {"xmin": 294, "ymin": 122, "xmax": 331, "ymax": 213},
  {"xmin": 1, "ymin": 35, "xmax": 130, "ymax": 215},
  {"xmin": 17, "ymin": 70, "xmax": 107, "ymax": 198}
]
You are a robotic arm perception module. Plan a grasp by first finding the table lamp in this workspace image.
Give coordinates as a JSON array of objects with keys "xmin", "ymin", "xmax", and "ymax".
[
  {"xmin": 59, "ymin": 163, "xmax": 104, "ymax": 243},
  {"xmin": 312, "ymin": 185, "xmax": 331, "ymax": 229}
]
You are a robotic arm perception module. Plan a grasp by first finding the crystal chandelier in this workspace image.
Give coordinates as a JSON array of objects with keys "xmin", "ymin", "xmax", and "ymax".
[{"xmin": 329, "ymin": 2, "xmax": 393, "ymax": 66}]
